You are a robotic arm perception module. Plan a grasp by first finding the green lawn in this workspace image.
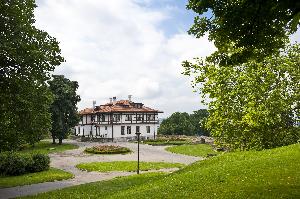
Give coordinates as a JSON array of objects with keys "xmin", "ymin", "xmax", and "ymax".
[
  {"xmin": 22, "ymin": 144, "xmax": 300, "ymax": 199},
  {"xmin": 20, "ymin": 173, "xmax": 165, "ymax": 199},
  {"xmin": 76, "ymin": 161, "xmax": 185, "ymax": 172},
  {"xmin": 0, "ymin": 168, "xmax": 73, "ymax": 188},
  {"xmin": 19, "ymin": 141, "xmax": 78, "ymax": 154},
  {"xmin": 166, "ymin": 144, "xmax": 220, "ymax": 157}
]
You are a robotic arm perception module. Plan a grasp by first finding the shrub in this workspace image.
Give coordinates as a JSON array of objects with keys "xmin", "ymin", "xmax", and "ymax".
[
  {"xmin": 29, "ymin": 154, "xmax": 50, "ymax": 172},
  {"xmin": 84, "ymin": 145, "xmax": 131, "ymax": 154},
  {"xmin": 0, "ymin": 152, "xmax": 50, "ymax": 176}
]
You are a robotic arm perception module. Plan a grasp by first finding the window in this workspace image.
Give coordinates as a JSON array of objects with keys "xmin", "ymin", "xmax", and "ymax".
[
  {"xmin": 113, "ymin": 114, "xmax": 120, "ymax": 122},
  {"xmin": 136, "ymin": 126, "xmax": 140, "ymax": 133},
  {"xmin": 125, "ymin": 114, "xmax": 132, "ymax": 121},
  {"xmin": 127, "ymin": 126, "xmax": 131, "ymax": 134},
  {"xmin": 121, "ymin": 126, "xmax": 125, "ymax": 135},
  {"xmin": 146, "ymin": 126, "xmax": 150, "ymax": 133},
  {"xmin": 78, "ymin": 126, "xmax": 80, "ymax": 134},
  {"xmin": 136, "ymin": 114, "xmax": 142, "ymax": 121},
  {"xmin": 105, "ymin": 126, "xmax": 107, "ymax": 130},
  {"xmin": 91, "ymin": 115, "xmax": 95, "ymax": 122},
  {"xmin": 147, "ymin": 114, "xmax": 155, "ymax": 121},
  {"xmin": 80, "ymin": 116, "xmax": 83, "ymax": 123},
  {"xmin": 101, "ymin": 115, "xmax": 105, "ymax": 122}
]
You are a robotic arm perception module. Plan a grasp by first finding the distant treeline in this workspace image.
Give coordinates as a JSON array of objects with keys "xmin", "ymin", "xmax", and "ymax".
[{"xmin": 158, "ymin": 109, "xmax": 209, "ymax": 136}]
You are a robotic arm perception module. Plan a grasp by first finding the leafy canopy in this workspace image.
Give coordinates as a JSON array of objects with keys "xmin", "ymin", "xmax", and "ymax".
[
  {"xmin": 0, "ymin": 0, "xmax": 64, "ymax": 151},
  {"xmin": 183, "ymin": 44, "xmax": 300, "ymax": 150},
  {"xmin": 187, "ymin": 0, "xmax": 300, "ymax": 65},
  {"xmin": 158, "ymin": 110, "xmax": 209, "ymax": 136},
  {"xmin": 49, "ymin": 75, "xmax": 80, "ymax": 144}
]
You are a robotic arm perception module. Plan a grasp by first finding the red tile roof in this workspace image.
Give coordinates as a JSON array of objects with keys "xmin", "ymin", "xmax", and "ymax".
[{"xmin": 79, "ymin": 100, "xmax": 163, "ymax": 115}]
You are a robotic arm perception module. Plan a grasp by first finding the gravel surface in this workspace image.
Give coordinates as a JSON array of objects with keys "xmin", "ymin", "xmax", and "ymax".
[{"xmin": 0, "ymin": 139, "xmax": 201, "ymax": 199}]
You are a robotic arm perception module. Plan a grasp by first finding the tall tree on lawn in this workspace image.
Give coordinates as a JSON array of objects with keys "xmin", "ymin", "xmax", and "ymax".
[
  {"xmin": 0, "ymin": 0, "xmax": 64, "ymax": 151},
  {"xmin": 49, "ymin": 75, "xmax": 80, "ymax": 144}
]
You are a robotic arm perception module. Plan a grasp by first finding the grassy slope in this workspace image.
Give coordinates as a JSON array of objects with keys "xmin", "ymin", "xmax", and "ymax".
[
  {"xmin": 166, "ymin": 144, "xmax": 220, "ymax": 157},
  {"xmin": 115, "ymin": 144, "xmax": 300, "ymax": 199},
  {"xmin": 20, "ymin": 141, "xmax": 78, "ymax": 154},
  {"xmin": 76, "ymin": 161, "xmax": 185, "ymax": 172},
  {"xmin": 21, "ymin": 173, "xmax": 166, "ymax": 199},
  {"xmin": 0, "ymin": 168, "xmax": 73, "ymax": 188},
  {"xmin": 23, "ymin": 144, "xmax": 300, "ymax": 199}
]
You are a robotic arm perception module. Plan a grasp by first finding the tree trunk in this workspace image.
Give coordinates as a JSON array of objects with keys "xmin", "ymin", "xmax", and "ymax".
[
  {"xmin": 52, "ymin": 133, "xmax": 56, "ymax": 144},
  {"xmin": 59, "ymin": 137, "xmax": 62, "ymax": 145}
]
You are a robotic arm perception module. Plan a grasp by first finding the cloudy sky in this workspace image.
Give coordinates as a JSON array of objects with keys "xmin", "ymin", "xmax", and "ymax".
[
  {"xmin": 34, "ymin": 0, "xmax": 215, "ymax": 118},
  {"xmin": 34, "ymin": 0, "xmax": 299, "ymax": 118}
]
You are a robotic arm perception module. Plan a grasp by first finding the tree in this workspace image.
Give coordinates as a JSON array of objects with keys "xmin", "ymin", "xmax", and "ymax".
[
  {"xmin": 158, "ymin": 112, "xmax": 195, "ymax": 136},
  {"xmin": 0, "ymin": 0, "xmax": 64, "ymax": 151},
  {"xmin": 190, "ymin": 109, "xmax": 210, "ymax": 136},
  {"xmin": 183, "ymin": 44, "xmax": 300, "ymax": 150},
  {"xmin": 49, "ymin": 75, "xmax": 80, "ymax": 145},
  {"xmin": 187, "ymin": 0, "xmax": 300, "ymax": 66},
  {"xmin": 158, "ymin": 110, "xmax": 210, "ymax": 136}
]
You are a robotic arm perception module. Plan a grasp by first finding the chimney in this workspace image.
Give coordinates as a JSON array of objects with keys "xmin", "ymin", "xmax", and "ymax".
[
  {"xmin": 109, "ymin": 98, "xmax": 112, "ymax": 103},
  {"xmin": 128, "ymin": 95, "xmax": 132, "ymax": 102},
  {"xmin": 92, "ymin": 100, "xmax": 96, "ymax": 109},
  {"xmin": 113, "ymin": 96, "xmax": 117, "ymax": 104}
]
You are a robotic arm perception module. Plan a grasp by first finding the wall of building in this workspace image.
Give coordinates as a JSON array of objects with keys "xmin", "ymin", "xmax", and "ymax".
[{"xmin": 74, "ymin": 122, "xmax": 159, "ymax": 140}]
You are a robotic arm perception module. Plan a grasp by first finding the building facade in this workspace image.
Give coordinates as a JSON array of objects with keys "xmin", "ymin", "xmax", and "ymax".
[{"xmin": 75, "ymin": 97, "xmax": 163, "ymax": 141}]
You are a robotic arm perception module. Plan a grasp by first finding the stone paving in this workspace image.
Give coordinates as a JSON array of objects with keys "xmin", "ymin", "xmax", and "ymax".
[{"xmin": 0, "ymin": 139, "xmax": 201, "ymax": 199}]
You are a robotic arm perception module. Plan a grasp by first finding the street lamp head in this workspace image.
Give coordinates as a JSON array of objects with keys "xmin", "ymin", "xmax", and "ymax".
[{"xmin": 135, "ymin": 132, "xmax": 141, "ymax": 136}]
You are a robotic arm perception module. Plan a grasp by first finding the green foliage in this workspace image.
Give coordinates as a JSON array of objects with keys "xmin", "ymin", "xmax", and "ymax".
[
  {"xmin": 0, "ymin": 152, "xmax": 50, "ymax": 176},
  {"xmin": 0, "ymin": 168, "xmax": 73, "ymax": 188},
  {"xmin": 183, "ymin": 45, "xmax": 300, "ymax": 150},
  {"xmin": 76, "ymin": 161, "xmax": 185, "ymax": 172},
  {"xmin": 84, "ymin": 145, "xmax": 132, "ymax": 154},
  {"xmin": 49, "ymin": 75, "xmax": 81, "ymax": 144},
  {"xmin": 0, "ymin": 0, "xmax": 64, "ymax": 151},
  {"xmin": 19, "ymin": 141, "xmax": 79, "ymax": 155},
  {"xmin": 166, "ymin": 144, "xmax": 220, "ymax": 157},
  {"xmin": 29, "ymin": 154, "xmax": 50, "ymax": 172},
  {"xmin": 187, "ymin": 0, "xmax": 300, "ymax": 66},
  {"xmin": 24, "ymin": 144, "xmax": 300, "ymax": 199},
  {"xmin": 158, "ymin": 110, "xmax": 209, "ymax": 136}
]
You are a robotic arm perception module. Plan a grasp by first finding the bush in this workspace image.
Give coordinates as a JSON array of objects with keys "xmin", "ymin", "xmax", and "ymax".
[
  {"xmin": 0, "ymin": 152, "xmax": 50, "ymax": 176},
  {"xmin": 30, "ymin": 154, "xmax": 50, "ymax": 172},
  {"xmin": 84, "ymin": 145, "xmax": 131, "ymax": 154}
]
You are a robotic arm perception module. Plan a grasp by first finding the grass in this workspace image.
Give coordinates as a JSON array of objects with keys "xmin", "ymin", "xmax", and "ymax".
[
  {"xmin": 166, "ymin": 144, "xmax": 220, "ymax": 157},
  {"xmin": 22, "ymin": 144, "xmax": 300, "ymax": 199},
  {"xmin": 20, "ymin": 173, "xmax": 166, "ymax": 199},
  {"xmin": 19, "ymin": 141, "xmax": 78, "ymax": 154},
  {"xmin": 0, "ymin": 168, "xmax": 73, "ymax": 188},
  {"xmin": 76, "ymin": 161, "xmax": 185, "ymax": 172}
]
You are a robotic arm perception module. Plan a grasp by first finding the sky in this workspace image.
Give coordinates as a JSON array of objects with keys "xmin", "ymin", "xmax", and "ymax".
[
  {"xmin": 34, "ymin": 0, "xmax": 299, "ymax": 118},
  {"xmin": 34, "ymin": 0, "xmax": 215, "ymax": 118}
]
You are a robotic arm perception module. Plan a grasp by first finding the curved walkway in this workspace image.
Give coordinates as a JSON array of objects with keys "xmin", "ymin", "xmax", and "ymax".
[{"xmin": 0, "ymin": 140, "xmax": 201, "ymax": 199}]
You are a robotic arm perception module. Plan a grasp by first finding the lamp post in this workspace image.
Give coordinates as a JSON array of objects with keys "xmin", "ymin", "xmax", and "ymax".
[{"xmin": 135, "ymin": 132, "xmax": 141, "ymax": 174}]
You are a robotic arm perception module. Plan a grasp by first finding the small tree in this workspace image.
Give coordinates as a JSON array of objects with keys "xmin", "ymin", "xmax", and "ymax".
[{"xmin": 49, "ymin": 75, "xmax": 80, "ymax": 144}]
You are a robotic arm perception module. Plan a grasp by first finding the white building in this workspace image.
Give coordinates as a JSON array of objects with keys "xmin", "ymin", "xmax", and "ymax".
[{"xmin": 75, "ymin": 96, "xmax": 163, "ymax": 141}]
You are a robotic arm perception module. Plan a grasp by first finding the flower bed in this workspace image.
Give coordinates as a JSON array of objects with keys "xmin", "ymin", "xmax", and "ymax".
[{"xmin": 84, "ymin": 145, "xmax": 131, "ymax": 154}]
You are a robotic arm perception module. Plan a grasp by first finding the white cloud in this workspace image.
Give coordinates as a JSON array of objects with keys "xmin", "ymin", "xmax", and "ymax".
[{"xmin": 35, "ymin": 0, "xmax": 215, "ymax": 117}]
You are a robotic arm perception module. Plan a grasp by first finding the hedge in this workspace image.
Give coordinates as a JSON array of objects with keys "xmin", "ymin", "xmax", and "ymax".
[{"xmin": 0, "ymin": 152, "xmax": 50, "ymax": 176}]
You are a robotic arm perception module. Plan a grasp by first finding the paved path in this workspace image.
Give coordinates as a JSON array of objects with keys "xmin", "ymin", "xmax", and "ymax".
[{"xmin": 0, "ymin": 140, "xmax": 201, "ymax": 199}]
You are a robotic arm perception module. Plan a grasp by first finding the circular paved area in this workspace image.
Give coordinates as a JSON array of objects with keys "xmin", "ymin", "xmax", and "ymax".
[{"xmin": 0, "ymin": 139, "xmax": 201, "ymax": 199}]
